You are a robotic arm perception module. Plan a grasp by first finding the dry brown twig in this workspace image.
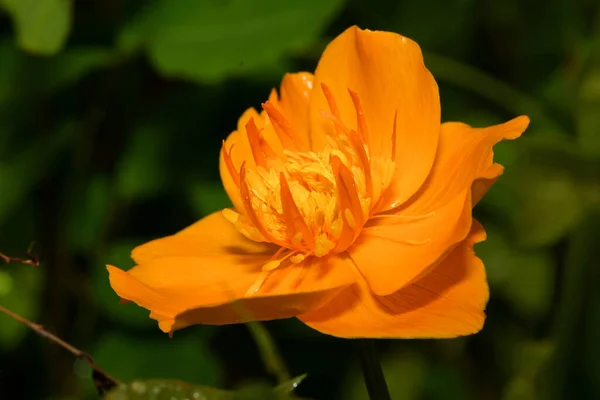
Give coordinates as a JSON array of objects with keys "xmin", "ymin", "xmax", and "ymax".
[
  {"xmin": 0, "ymin": 243, "xmax": 40, "ymax": 267},
  {"xmin": 0, "ymin": 255, "xmax": 121, "ymax": 394},
  {"xmin": 0, "ymin": 304, "xmax": 121, "ymax": 394}
]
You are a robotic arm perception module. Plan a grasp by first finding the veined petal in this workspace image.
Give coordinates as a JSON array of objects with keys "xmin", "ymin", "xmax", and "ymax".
[
  {"xmin": 401, "ymin": 115, "xmax": 530, "ymax": 214},
  {"xmin": 108, "ymin": 212, "xmax": 355, "ymax": 334},
  {"xmin": 309, "ymin": 26, "xmax": 440, "ymax": 206},
  {"xmin": 356, "ymin": 115, "xmax": 529, "ymax": 296},
  {"xmin": 350, "ymin": 189, "xmax": 472, "ymax": 296},
  {"xmin": 132, "ymin": 211, "xmax": 272, "ymax": 264},
  {"xmin": 299, "ymin": 220, "xmax": 488, "ymax": 338}
]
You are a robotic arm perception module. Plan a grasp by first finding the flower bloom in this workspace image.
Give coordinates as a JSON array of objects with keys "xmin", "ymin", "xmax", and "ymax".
[{"xmin": 107, "ymin": 26, "xmax": 528, "ymax": 338}]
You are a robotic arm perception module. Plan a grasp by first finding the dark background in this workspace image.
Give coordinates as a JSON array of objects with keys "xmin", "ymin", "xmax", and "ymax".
[{"xmin": 0, "ymin": 0, "xmax": 599, "ymax": 399}]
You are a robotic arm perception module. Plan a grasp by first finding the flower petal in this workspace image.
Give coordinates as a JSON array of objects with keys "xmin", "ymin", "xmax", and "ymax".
[
  {"xmin": 350, "ymin": 189, "xmax": 472, "ymax": 296},
  {"xmin": 108, "ymin": 211, "xmax": 355, "ymax": 333},
  {"xmin": 131, "ymin": 210, "xmax": 272, "ymax": 264},
  {"xmin": 402, "ymin": 115, "xmax": 530, "ymax": 214},
  {"xmin": 354, "ymin": 115, "xmax": 529, "ymax": 296},
  {"xmin": 275, "ymin": 72, "xmax": 314, "ymax": 147},
  {"xmin": 309, "ymin": 26, "xmax": 440, "ymax": 206},
  {"xmin": 220, "ymin": 73, "xmax": 315, "ymax": 212},
  {"xmin": 220, "ymin": 108, "xmax": 278, "ymax": 213},
  {"xmin": 299, "ymin": 220, "xmax": 489, "ymax": 338}
]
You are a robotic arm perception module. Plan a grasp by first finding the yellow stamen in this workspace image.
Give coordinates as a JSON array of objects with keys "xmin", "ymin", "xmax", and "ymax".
[{"xmin": 227, "ymin": 86, "xmax": 398, "ymax": 269}]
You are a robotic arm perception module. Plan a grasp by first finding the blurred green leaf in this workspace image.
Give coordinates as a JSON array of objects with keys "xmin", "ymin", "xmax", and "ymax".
[
  {"xmin": 422, "ymin": 363, "xmax": 471, "ymax": 400},
  {"xmin": 273, "ymin": 374, "xmax": 307, "ymax": 394},
  {"xmin": 503, "ymin": 341, "xmax": 554, "ymax": 400},
  {"xmin": 0, "ymin": 40, "xmax": 22, "ymax": 107},
  {"xmin": 544, "ymin": 211, "xmax": 600, "ymax": 400},
  {"xmin": 94, "ymin": 332, "xmax": 222, "ymax": 387},
  {"xmin": 0, "ymin": 121, "xmax": 74, "ymax": 224},
  {"xmin": 64, "ymin": 174, "xmax": 112, "ymax": 252},
  {"xmin": 340, "ymin": 350, "xmax": 425, "ymax": 400},
  {"xmin": 91, "ymin": 241, "xmax": 154, "ymax": 328},
  {"xmin": 34, "ymin": 47, "xmax": 117, "ymax": 93},
  {"xmin": 118, "ymin": 0, "xmax": 345, "ymax": 83},
  {"xmin": 116, "ymin": 125, "xmax": 168, "ymax": 203},
  {"xmin": 103, "ymin": 380, "xmax": 235, "ymax": 400},
  {"xmin": 481, "ymin": 138, "xmax": 591, "ymax": 247},
  {"xmin": 425, "ymin": 51, "xmax": 565, "ymax": 134},
  {"xmin": 577, "ymin": 66, "xmax": 600, "ymax": 156},
  {"xmin": 384, "ymin": 0, "xmax": 475, "ymax": 58},
  {"xmin": 103, "ymin": 378, "xmax": 301, "ymax": 400},
  {"xmin": 0, "ymin": 42, "xmax": 116, "ymax": 107},
  {"xmin": 584, "ymin": 268, "xmax": 600, "ymax": 399},
  {"xmin": 0, "ymin": 0, "xmax": 72, "ymax": 55},
  {"xmin": 0, "ymin": 265, "xmax": 43, "ymax": 347},
  {"xmin": 188, "ymin": 181, "xmax": 232, "ymax": 218},
  {"xmin": 477, "ymin": 227, "xmax": 554, "ymax": 320},
  {"xmin": 509, "ymin": 167, "xmax": 583, "ymax": 247}
]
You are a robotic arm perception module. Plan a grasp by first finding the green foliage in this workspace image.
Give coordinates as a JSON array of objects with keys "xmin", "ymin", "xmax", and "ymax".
[
  {"xmin": 116, "ymin": 125, "xmax": 168, "ymax": 203},
  {"xmin": 118, "ymin": 0, "xmax": 345, "ymax": 83},
  {"xmin": 340, "ymin": 351, "xmax": 426, "ymax": 400},
  {"xmin": 94, "ymin": 332, "xmax": 221, "ymax": 386},
  {"xmin": 0, "ymin": 41, "xmax": 116, "ymax": 106},
  {"xmin": 102, "ymin": 375, "xmax": 306, "ymax": 400},
  {"xmin": 0, "ymin": 121, "xmax": 74, "ymax": 224},
  {"xmin": 1, "ymin": 0, "xmax": 599, "ymax": 399},
  {"xmin": 0, "ymin": 265, "xmax": 42, "ymax": 347},
  {"xmin": 478, "ymin": 227, "xmax": 554, "ymax": 320},
  {"xmin": 0, "ymin": 0, "xmax": 72, "ymax": 55}
]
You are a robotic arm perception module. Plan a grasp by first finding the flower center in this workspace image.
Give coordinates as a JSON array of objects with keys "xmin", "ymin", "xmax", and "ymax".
[{"xmin": 222, "ymin": 84, "xmax": 396, "ymax": 267}]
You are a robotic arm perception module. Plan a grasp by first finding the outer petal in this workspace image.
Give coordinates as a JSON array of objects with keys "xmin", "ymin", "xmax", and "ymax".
[
  {"xmin": 299, "ymin": 220, "xmax": 489, "ymax": 338},
  {"xmin": 108, "ymin": 211, "xmax": 355, "ymax": 334},
  {"xmin": 309, "ymin": 26, "xmax": 440, "ymax": 206},
  {"xmin": 352, "ymin": 116, "xmax": 529, "ymax": 295},
  {"xmin": 401, "ymin": 116, "xmax": 530, "ymax": 213},
  {"xmin": 220, "ymin": 73, "xmax": 314, "ymax": 213},
  {"xmin": 350, "ymin": 189, "xmax": 472, "ymax": 296}
]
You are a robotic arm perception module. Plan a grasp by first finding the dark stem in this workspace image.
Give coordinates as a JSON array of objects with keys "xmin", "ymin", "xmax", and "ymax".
[{"xmin": 357, "ymin": 339, "xmax": 391, "ymax": 400}]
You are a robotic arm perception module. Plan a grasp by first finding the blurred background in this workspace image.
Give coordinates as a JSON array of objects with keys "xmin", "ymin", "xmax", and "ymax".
[{"xmin": 0, "ymin": 0, "xmax": 599, "ymax": 399}]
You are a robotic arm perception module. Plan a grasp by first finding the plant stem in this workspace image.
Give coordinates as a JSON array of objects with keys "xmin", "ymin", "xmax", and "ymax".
[
  {"xmin": 246, "ymin": 321, "xmax": 291, "ymax": 383},
  {"xmin": 357, "ymin": 339, "xmax": 391, "ymax": 400}
]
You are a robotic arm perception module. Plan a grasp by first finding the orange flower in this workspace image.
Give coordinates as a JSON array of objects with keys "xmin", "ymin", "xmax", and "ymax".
[{"xmin": 107, "ymin": 26, "xmax": 529, "ymax": 338}]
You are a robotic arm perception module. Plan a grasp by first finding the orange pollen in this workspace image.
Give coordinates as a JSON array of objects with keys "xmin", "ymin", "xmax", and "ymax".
[{"xmin": 222, "ymin": 85, "xmax": 397, "ymax": 267}]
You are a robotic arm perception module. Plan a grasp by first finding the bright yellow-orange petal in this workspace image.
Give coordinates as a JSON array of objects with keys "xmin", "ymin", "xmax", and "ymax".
[
  {"xmin": 309, "ymin": 26, "xmax": 440, "ymax": 206},
  {"xmin": 299, "ymin": 220, "xmax": 489, "ymax": 338},
  {"xmin": 131, "ymin": 211, "xmax": 272, "ymax": 265},
  {"xmin": 219, "ymin": 107, "xmax": 283, "ymax": 213},
  {"xmin": 108, "ymin": 212, "xmax": 355, "ymax": 333},
  {"xmin": 355, "ymin": 116, "xmax": 529, "ymax": 296},
  {"xmin": 108, "ymin": 254, "xmax": 354, "ymax": 333},
  {"xmin": 154, "ymin": 287, "xmax": 348, "ymax": 334},
  {"xmin": 273, "ymin": 72, "xmax": 314, "ymax": 150},
  {"xmin": 402, "ymin": 115, "xmax": 530, "ymax": 214},
  {"xmin": 350, "ymin": 189, "xmax": 472, "ymax": 296}
]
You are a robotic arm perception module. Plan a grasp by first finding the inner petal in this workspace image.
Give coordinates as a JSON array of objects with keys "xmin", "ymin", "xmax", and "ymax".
[{"xmin": 222, "ymin": 87, "xmax": 397, "ymax": 266}]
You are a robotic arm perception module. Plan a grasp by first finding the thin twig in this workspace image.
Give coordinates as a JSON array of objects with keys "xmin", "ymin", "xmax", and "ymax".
[
  {"xmin": 0, "ymin": 303, "xmax": 121, "ymax": 393},
  {"xmin": 0, "ymin": 243, "xmax": 40, "ymax": 267}
]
